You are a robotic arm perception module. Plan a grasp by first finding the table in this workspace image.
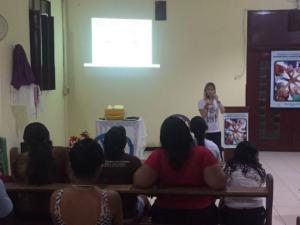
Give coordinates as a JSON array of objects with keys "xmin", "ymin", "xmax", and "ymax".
[{"xmin": 96, "ymin": 118, "xmax": 146, "ymax": 159}]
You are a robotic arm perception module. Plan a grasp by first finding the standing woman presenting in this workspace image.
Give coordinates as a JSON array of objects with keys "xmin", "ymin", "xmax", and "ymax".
[{"xmin": 198, "ymin": 82, "xmax": 225, "ymax": 159}]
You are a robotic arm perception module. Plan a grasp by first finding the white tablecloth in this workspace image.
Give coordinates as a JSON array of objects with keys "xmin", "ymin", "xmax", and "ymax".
[{"xmin": 96, "ymin": 118, "xmax": 146, "ymax": 159}]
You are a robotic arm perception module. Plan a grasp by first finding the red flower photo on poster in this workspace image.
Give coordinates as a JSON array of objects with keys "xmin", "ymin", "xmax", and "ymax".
[
  {"xmin": 271, "ymin": 51, "xmax": 300, "ymax": 108},
  {"xmin": 223, "ymin": 113, "xmax": 248, "ymax": 149},
  {"xmin": 273, "ymin": 61, "xmax": 300, "ymax": 102}
]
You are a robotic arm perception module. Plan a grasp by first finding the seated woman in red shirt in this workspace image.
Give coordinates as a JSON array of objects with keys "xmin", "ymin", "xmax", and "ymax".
[{"xmin": 134, "ymin": 116, "xmax": 227, "ymax": 225}]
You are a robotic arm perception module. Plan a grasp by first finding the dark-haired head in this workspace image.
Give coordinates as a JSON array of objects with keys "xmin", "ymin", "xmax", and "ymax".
[
  {"xmin": 160, "ymin": 116, "xmax": 194, "ymax": 169},
  {"xmin": 69, "ymin": 138, "xmax": 104, "ymax": 180},
  {"xmin": 190, "ymin": 116, "xmax": 208, "ymax": 146},
  {"xmin": 23, "ymin": 122, "xmax": 53, "ymax": 185},
  {"xmin": 234, "ymin": 141, "xmax": 258, "ymax": 164},
  {"xmin": 23, "ymin": 122, "xmax": 51, "ymax": 146},
  {"xmin": 104, "ymin": 126, "xmax": 127, "ymax": 160},
  {"xmin": 225, "ymin": 141, "xmax": 266, "ymax": 181}
]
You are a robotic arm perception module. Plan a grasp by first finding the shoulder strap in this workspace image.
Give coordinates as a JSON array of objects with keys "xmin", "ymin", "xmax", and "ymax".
[
  {"xmin": 54, "ymin": 189, "xmax": 66, "ymax": 225},
  {"xmin": 96, "ymin": 189, "xmax": 112, "ymax": 225}
]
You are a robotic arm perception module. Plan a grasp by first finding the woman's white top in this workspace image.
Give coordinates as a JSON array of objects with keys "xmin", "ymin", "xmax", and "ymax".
[
  {"xmin": 224, "ymin": 167, "xmax": 264, "ymax": 209},
  {"xmin": 0, "ymin": 179, "xmax": 13, "ymax": 218},
  {"xmin": 204, "ymin": 139, "xmax": 221, "ymax": 161},
  {"xmin": 198, "ymin": 99, "xmax": 220, "ymax": 133}
]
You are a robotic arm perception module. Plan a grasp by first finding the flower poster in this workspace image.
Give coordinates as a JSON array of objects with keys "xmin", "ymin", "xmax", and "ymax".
[
  {"xmin": 223, "ymin": 113, "xmax": 248, "ymax": 149},
  {"xmin": 271, "ymin": 51, "xmax": 300, "ymax": 108}
]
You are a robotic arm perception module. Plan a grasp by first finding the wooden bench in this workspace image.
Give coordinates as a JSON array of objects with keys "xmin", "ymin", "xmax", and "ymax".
[{"xmin": 5, "ymin": 173, "xmax": 273, "ymax": 225}]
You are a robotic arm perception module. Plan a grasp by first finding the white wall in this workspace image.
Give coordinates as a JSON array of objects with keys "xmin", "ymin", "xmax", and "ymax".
[
  {"xmin": 0, "ymin": 0, "xmax": 296, "ymax": 154},
  {"xmin": 0, "ymin": 0, "xmax": 66, "ymax": 155},
  {"xmin": 65, "ymin": 0, "xmax": 295, "ymax": 146}
]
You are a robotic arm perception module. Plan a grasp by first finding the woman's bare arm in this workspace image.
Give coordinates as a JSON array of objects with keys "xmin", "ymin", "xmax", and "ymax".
[
  {"xmin": 203, "ymin": 164, "xmax": 227, "ymax": 189},
  {"xmin": 218, "ymin": 101, "xmax": 225, "ymax": 114},
  {"xmin": 133, "ymin": 164, "xmax": 158, "ymax": 188}
]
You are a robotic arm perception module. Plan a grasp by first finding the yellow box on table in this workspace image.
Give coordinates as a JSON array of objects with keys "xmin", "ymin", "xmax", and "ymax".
[{"xmin": 104, "ymin": 105, "xmax": 125, "ymax": 120}]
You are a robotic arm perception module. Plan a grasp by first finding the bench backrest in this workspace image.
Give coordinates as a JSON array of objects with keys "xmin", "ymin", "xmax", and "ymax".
[{"xmin": 5, "ymin": 173, "xmax": 273, "ymax": 225}]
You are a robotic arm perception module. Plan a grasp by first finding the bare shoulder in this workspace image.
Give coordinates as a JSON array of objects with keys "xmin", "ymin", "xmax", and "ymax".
[
  {"xmin": 105, "ymin": 189, "xmax": 121, "ymax": 201},
  {"xmin": 103, "ymin": 190, "xmax": 123, "ymax": 225},
  {"xmin": 94, "ymin": 188, "xmax": 120, "ymax": 202},
  {"xmin": 103, "ymin": 189, "xmax": 122, "ymax": 219}
]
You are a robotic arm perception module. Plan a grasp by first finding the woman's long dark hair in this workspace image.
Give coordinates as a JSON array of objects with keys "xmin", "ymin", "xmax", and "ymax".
[
  {"xmin": 23, "ymin": 122, "xmax": 54, "ymax": 185},
  {"xmin": 190, "ymin": 116, "xmax": 208, "ymax": 146},
  {"xmin": 224, "ymin": 141, "xmax": 266, "ymax": 182},
  {"xmin": 104, "ymin": 126, "xmax": 127, "ymax": 160},
  {"xmin": 160, "ymin": 116, "xmax": 194, "ymax": 169}
]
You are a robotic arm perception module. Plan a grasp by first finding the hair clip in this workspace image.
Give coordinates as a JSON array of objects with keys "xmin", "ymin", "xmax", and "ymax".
[{"xmin": 68, "ymin": 131, "xmax": 91, "ymax": 147}]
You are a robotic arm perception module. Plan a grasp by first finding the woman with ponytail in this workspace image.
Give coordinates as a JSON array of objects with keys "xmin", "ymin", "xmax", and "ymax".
[
  {"xmin": 190, "ymin": 116, "xmax": 221, "ymax": 161},
  {"xmin": 13, "ymin": 122, "xmax": 69, "ymax": 184}
]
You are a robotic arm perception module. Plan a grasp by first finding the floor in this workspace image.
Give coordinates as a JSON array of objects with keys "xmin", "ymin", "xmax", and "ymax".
[{"xmin": 259, "ymin": 151, "xmax": 300, "ymax": 225}]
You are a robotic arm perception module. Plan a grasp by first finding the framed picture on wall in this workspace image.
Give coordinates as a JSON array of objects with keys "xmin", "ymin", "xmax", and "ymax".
[
  {"xmin": 223, "ymin": 112, "xmax": 248, "ymax": 149},
  {"xmin": 271, "ymin": 51, "xmax": 300, "ymax": 108}
]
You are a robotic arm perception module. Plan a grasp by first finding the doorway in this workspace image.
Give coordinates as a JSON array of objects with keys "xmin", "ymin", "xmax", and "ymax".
[{"xmin": 247, "ymin": 10, "xmax": 300, "ymax": 151}]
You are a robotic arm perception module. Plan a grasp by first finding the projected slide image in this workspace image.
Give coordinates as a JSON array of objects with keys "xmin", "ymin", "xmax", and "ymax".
[{"xmin": 84, "ymin": 18, "xmax": 160, "ymax": 68}]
